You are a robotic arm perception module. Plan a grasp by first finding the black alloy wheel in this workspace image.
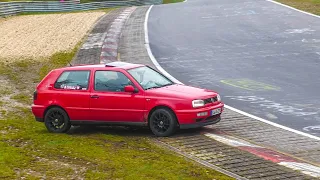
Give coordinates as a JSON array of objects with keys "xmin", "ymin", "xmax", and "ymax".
[
  {"xmin": 44, "ymin": 107, "xmax": 71, "ymax": 133},
  {"xmin": 149, "ymin": 108, "xmax": 177, "ymax": 137}
]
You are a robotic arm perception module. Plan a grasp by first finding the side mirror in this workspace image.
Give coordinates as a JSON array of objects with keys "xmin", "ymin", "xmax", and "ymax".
[{"xmin": 124, "ymin": 85, "xmax": 138, "ymax": 93}]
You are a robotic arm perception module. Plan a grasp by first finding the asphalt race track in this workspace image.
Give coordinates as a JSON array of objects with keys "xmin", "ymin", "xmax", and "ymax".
[{"xmin": 147, "ymin": 0, "xmax": 320, "ymax": 136}]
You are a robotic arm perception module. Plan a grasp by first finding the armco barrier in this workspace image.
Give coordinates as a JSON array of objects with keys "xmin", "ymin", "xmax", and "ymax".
[
  {"xmin": 0, "ymin": 0, "xmax": 162, "ymax": 17},
  {"xmin": 0, "ymin": 2, "xmax": 23, "ymax": 16}
]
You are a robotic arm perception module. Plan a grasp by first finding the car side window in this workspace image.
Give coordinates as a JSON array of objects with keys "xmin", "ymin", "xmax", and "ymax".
[
  {"xmin": 94, "ymin": 71, "xmax": 133, "ymax": 92},
  {"xmin": 54, "ymin": 70, "xmax": 90, "ymax": 90}
]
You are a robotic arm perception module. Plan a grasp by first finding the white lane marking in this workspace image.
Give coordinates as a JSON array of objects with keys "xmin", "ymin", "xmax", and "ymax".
[
  {"xmin": 303, "ymin": 125, "xmax": 320, "ymax": 132},
  {"xmin": 225, "ymin": 95, "xmax": 318, "ymax": 117},
  {"xmin": 266, "ymin": 0, "xmax": 320, "ymax": 18},
  {"xmin": 225, "ymin": 105, "xmax": 320, "ymax": 141},
  {"xmin": 144, "ymin": 5, "xmax": 183, "ymax": 84},
  {"xmin": 279, "ymin": 162, "xmax": 320, "ymax": 177},
  {"xmin": 265, "ymin": 113, "xmax": 278, "ymax": 119},
  {"xmin": 285, "ymin": 28, "xmax": 315, "ymax": 34},
  {"xmin": 204, "ymin": 133, "xmax": 261, "ymax": 148},
  {"xmin": 144, "ymin": 5, "xmax": 320, "ymax": 141}
]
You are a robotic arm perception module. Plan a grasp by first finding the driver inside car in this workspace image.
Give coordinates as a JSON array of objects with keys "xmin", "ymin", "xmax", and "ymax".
[
  {"xmin": 106, "ymin": 72, "xmax": 132, "ymax": 92},
  {"xmin": 95, "ymin": 71, "xmax": 132, "ymax": 92}
]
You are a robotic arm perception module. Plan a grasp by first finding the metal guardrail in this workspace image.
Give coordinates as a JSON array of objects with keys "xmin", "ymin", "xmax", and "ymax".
[
  {"xmin": 0, "ymin": 0, "xmax": 162, "ymax": 17},
  {"xmin": 0, "ymin": 2, "xmax": 23, "ymax": 16}
]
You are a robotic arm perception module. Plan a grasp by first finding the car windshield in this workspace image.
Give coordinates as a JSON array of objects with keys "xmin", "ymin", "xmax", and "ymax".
[{"xmin": 128, "ymin": 66, "xmax": 174, "ymax": 90}]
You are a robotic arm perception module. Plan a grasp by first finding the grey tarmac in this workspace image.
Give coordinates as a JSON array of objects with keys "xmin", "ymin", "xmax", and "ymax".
[
  {"xmin": 147, "ymin": 0, "xmax": 320, "ymax": 137},
  {"xmin": 71, "ymin": 3, "xmax": 320, "ymax": 179},
  {"xmin": 118, "ymin": 5, "xmax": 320, "ymax": 178}
]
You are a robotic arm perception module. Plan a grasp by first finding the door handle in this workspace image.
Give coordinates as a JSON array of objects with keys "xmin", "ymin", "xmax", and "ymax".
[{"xmin": 90, "ymin": 95, "xmax": 99, "ymax": 99}]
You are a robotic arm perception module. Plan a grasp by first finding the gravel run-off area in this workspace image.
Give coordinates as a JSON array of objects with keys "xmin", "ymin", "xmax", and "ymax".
[{"xmin": 0, "ymin": 12, "xmax": 105, "ymax": 61}]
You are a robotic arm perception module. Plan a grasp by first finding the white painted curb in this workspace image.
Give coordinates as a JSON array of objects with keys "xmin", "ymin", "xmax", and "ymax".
[
  {"xmin": 205, "ymin": 133, "xmax": 320, "ymax": 177},
  {"xmin": 143, "ymin": 5, "xmax": 320, "ymax": 141}
]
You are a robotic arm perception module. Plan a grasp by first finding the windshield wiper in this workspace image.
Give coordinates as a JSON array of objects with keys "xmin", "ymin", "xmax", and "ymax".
[
  {"xmin": 145, "ymin": 86, "xmax": 162, "ymax": 90},
  {"xmin": 160, "ymin": 83, "xmax": 174, "ymax": 87}
]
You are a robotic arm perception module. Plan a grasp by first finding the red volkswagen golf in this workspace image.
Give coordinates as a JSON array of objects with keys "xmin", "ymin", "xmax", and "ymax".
[{"xmin": 31, "ymin": 62, "xmax": 224, "ymax": 136}]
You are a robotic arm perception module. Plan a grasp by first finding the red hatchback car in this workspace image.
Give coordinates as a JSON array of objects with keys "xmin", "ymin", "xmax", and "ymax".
[{"xmin": 32, "ymin": 62, "xmax": 224, "ymax": 136}]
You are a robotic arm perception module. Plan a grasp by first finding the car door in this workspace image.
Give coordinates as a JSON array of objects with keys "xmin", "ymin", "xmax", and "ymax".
[
  {"xmin": 89, "ymin": 69, "xmax": 146, "ymax": 122},
  {"xmin": 53, "ymin": 70, "xmax": 91, "ymax": 121}
]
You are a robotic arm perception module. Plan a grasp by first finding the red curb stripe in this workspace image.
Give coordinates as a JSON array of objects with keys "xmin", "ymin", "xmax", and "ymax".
[
  {"xmin": 238, "ymin": 146, "xmax": 298, "ymax": 163},
  {"xmin": 103, "ymin": 41, "xmax": 117, "ymax": 45},
  {"xmin": 101, "ymin": 48, "xmax": 117, "ymax": 52},
  {"xmin": 100, "ymin": 7, "xmax": 137, "ymax": 64}
]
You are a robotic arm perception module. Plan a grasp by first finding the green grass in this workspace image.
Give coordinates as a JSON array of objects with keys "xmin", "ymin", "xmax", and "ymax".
[
  {"xmin": 0, "ymin": 110, "xmax": 233, "ymax": 179},
  {"xmin": 0, "ymin": 110, "xmax": 232, "ymax": 179},
  {"xmin": 0, "ymin": 39, "xmax": 233, "ymax": 179},
  {"xmin": 276, "ymin": 0, "xmax": 320, "ymax": 15},
  {"xmin": 10, "ymin": 94, "xmax": 31, "ymax": 104},
  {"xmin": 0, "ymin": 88, "xmax": 11, "ymax": 95},
  {"xmin": 163, "ymin": 0, "xmax": 184, "ymax": 4},
  {"xmin": 38, "ymin": 46, "xmax": 80, "ymax": 81}
]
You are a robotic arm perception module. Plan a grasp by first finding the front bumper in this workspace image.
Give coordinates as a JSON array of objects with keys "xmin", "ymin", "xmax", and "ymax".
[
  {"xmin": 179, "ymin": 115, "xmax": 221, "ymax": 129},
  {"xmin": 176, "ymin": 102, "xmax": 224, "ymax": 128}
]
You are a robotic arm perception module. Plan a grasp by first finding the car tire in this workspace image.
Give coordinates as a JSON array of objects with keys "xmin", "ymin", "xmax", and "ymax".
[
  {"xmin": 44, "ymin": 107, "xmax": 71, "ymax": 133},
  {"xmin": 149, "ymin": 108, "xmax": 177, "ymax": 137}
]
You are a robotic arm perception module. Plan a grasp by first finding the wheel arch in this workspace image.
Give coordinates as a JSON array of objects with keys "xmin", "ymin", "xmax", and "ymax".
[{"xmin": 43, "ymin": 105, "xmax": 69, "ymax": 119}]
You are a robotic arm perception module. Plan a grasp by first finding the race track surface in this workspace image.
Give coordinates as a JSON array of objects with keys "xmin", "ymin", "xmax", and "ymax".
[{"xmin": 148, "ymin": 0, "xmax": 320, "ymax": 136}]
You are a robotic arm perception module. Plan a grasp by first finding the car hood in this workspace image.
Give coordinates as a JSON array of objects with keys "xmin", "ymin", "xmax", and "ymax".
[{"xmin": 146, "ymin": 84, "xmax": 217, "ymax": 99}]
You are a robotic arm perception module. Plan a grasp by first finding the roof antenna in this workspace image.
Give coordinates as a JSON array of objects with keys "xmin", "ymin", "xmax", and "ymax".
[{"xmin": 68, "ymin": 62, "xmax": 72, "ymax": 66}]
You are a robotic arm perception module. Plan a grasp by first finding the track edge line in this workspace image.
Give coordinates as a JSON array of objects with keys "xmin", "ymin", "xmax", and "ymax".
[{"xmin": 143, "ymin": 4, "xmax": 320, "ymax": 142}]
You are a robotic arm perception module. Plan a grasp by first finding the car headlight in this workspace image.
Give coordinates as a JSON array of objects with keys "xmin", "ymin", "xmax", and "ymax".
[
  {"xmin": 192, "ymin": 100, "xmax": 204, "ymax": 108},
  {"xmin": 217, "ymin": 94, "xmax": 221, "ymax": 101}
]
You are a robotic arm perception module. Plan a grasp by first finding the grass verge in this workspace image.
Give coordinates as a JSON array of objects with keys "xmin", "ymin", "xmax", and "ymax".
[
  {"xmin": 0, "ymin": 44, "xmax": 233, "ymax": 179},
  {"xmin": 163, "ymin": 0, "xmax": 184, "ymax": 4},
  {"xmin": 1, "ymin": 111, "xmax": 234, "ymax": 179},
  {"xmin": 276, "ymin": 0, "xmax": 320, "ymax": 15}
]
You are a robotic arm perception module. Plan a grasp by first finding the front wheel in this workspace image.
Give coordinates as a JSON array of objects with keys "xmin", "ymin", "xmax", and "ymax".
[
  {"xmin": 149, "ymin": 108, "xmax": 177, "ymax": 137},
  {"xmin": 44, "ymin": 107, "xmax": 71, "ymax": 133}
]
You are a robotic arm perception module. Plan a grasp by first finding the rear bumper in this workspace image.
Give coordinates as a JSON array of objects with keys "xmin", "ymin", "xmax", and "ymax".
[
  {"xmin": 31, "ymin": 104, "xmax": 45, "ymax": 122},
  {"xmin": 176, "ymin": 102, "xmax": 224, "ymax": 128},
  {"xmin": 35, "ymin": 117, "xmax": 44, "ymax": 122}
]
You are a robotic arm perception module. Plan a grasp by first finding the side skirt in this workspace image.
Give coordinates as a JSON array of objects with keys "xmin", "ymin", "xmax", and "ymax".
[{"xmin": 70, "ymin": 120, "xmax": 148, "ymax": 127}]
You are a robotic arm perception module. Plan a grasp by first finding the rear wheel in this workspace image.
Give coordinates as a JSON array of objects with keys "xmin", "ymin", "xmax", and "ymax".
[
  {"xmin": 149, "ymin": 108, "xmax": 177, "ymax": 137},
  {"xmin": 44, "ymin": 107, "xmax": 71, "ymax": 133}
]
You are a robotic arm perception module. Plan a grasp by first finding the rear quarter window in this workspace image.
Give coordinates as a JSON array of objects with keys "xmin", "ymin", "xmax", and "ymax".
[{"xmin": 54, "ymin": 70, "xmax": 90, "ymax": 90}]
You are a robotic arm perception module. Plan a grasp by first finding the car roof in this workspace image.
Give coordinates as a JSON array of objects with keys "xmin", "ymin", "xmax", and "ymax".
[{"xmin": 57, "ymin": 62, "xmax": 145, "ymax": 71}]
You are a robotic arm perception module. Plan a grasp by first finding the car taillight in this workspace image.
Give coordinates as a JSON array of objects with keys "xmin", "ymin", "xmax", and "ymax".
[{"xmin": 33, "ymin": 91, "xmax": 38, "ymax": 101}]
